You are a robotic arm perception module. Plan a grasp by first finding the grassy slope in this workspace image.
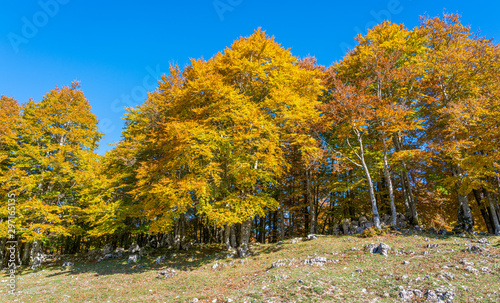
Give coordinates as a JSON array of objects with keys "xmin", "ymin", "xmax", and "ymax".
[{"xmin": 1, "ymin": 233, "xmax": 499, "ymax": 303}]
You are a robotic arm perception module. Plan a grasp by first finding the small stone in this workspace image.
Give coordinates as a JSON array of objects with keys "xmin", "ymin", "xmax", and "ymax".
[
  {"xmin": 62, "ymin": 262, "xmax": 74, "ymax": 267},
  {"xmin": 402, "ymin": 261, "xmax": 409, "ymax": 265},
  {"xmin": 355, "ymin": 269, "xmax": 363, "ymax": 273}
]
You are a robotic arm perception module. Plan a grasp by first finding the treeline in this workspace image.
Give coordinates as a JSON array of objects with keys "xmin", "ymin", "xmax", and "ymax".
[{"xmin": 1, "ymin": 14, "xmax": 500, "ymax": 266}]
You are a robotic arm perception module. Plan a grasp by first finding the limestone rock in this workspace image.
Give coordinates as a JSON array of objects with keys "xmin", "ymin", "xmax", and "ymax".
[
  {"xmin": 304, "ymin": 256, "xmax": 328, "ymax": 266},
  {"xmin": 114, "ymin": 247, "xmax": 125, "ymax": 254},
  {"xmin": 128, "ymin": 243, "xmax": 141, "ymax": 254},
  {"xmin": 307, "ymin": 234, "xmax": 317, "ymax": 241},
  {"xmin": 375, "ymin": 242, "xmax": 390, "ymax": 256},
  {"xmin": 102, "ymin": 243, "xmax": 113, "ymax": 255},
  {"xmin": 365, "ymin": 243, "xmax": 378, "ymax": 253},
  {"xmin": 128, "ymin": 254, "xmax": 141, "ymax": 263},
  {"xmin": 342, "ymin": 218, "xmax": 350, "ymax": 235}
]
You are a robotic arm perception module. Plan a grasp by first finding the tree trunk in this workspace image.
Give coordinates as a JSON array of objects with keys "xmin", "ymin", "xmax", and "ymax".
[
  {"xmin": 21, "ymin": 242, "xmax": 31, "ymax": 266},
  {"xmin": 356, "ymin": 131, "xmax": 381, "ymax": 229},
  {"xmin": 224, "ymin": 224, "xmax": 232, "ymax": 250},
  {"xmin": 0, "ymin": 238, "xmax": 6, "ymax": 269},
  {"xmin": 483, "ymin": 187, "xmax": 500, "ymax": 235},
  {"xmin": 238, "ymin": 219, "xmax": 252, "ymax": 257},
  {"xmin": 382, "ymin": 138, "xmax": 397, "ymax": 226},
  {"xmin": 306, "ymin": 169, "xmax": 316, "ymax": 234},
  {"xmin": 472, "ymin": 188, "xmax": 494, "ymax": 233},
  {"xmin": 393, "ymin": 132, "xmax": 419, "ymax": 225},
  {"xmin": 451, "ymin": 165, "xmax": 474, "ymax": 233}
]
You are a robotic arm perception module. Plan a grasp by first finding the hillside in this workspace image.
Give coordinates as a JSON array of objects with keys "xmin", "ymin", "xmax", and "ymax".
[{"xmin": 2, "ymin": 232, "xmax": 499, "ymax": 302}]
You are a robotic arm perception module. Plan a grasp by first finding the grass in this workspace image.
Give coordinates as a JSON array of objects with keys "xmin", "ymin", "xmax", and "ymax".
[{"xmin": 1, "ymin": 233, "xmax": 499, "ymax": 302}]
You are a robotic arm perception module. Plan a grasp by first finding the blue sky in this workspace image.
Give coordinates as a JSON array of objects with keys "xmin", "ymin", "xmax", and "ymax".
[{"xmin": 1, "ymin": 0, "xmax": 499, "ymax": 155}]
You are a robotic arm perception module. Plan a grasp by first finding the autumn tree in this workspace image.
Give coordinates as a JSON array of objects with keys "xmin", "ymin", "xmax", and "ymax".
[{"xmin": 2, "ymin": 82, "xmax": 102, "ymax": 261}]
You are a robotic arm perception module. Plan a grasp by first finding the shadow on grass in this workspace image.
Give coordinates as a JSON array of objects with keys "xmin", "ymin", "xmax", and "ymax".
[{"xmin": 36, "ymin": 242, "xmax": 284, "ymax": 278}]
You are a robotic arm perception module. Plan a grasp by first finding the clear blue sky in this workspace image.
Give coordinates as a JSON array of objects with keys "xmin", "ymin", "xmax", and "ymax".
[{"xmin": 1, "ymin": 0, "xmax": 499, "ymax": 155}]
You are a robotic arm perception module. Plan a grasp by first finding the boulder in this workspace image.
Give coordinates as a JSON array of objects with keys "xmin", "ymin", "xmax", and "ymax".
[
  {"xmin": 342, "ymin": 218, "xmax": 350, "ymax": 235},
  {"xmin": 128, "ymin": 254, "xmax": 141, "ymax": 263},
  {"xmin": 128, "ymin": 243, "xmax": 140, "ymax": 254},
  {"xmin": 114, "ymin": 247, "xmax": 125, "ymax": 254},
  {"xmin": 103, "ymin": 243, "xmax": 113, "ymax": 255},
  {"xmin": 365, "ymin": 243, "xmax": 378, "ymax": 253},
  {"xmin": 307, "ymin": 234, "xmax": 317, "ymax": 241},
  {"xmin": 358, "ymin": 216, "xmax": 368, "ymax": 226},
  {"xmin": 350, "ymin": 221, "xmax": 359, "ymax": 234},
  {"xmin": 375, "ymin": 243, "xmax": 390, "ymax": 256}
]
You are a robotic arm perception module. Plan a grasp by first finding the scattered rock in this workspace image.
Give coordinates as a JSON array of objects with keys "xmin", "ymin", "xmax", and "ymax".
[
  {"xmin": 426, "ymin": 243, "xmax": 439, "ymax": 249},
  {"xmin": 277, "ymin": 240, "xmax": 285, "ymax": 245},
  {"xmin": 156, "ymin": 268, "xmax": 176, "ymax": 279},
  {"xmin": 304, "ymin": 256, "xmax": 328, "ymax": 266},
  {"xmin": 476, "ymin": 238, "xmax": 490, "ymax": 244},
  {"xmin": 271, "ymin": 259, "xmax": 294, "ymax": 268},
  {"xmin": 355, "ymin": 269, "xmax": 363, "ymax": 273},
  {"xmin": 466, "ymin": 245, "xmax": 484, "ymax": 253},
  {"xmin": 423, "ymin": 251, "xmax": 430, "ymax": 255},
  {"xmin": 62, "ymin": 262, "xmax": 74, "ymax": 267},
  {"xmin": 291, "ymin": 238, "xmax": 301, "ymax": 244},
  {"xmin": 464, "ymin": 266, "xmax": 479, "ymax": 275},
  {"xmin": 114, "ymin": 247, "xmax": 125, "ymax": 254},
  {"xmin": 402, "ymin": 261, "xmax": 409, "ymax": 265}
]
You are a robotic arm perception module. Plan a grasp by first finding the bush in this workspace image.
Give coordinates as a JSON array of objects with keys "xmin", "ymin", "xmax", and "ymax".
[{"xmin": 360, "ymin": 225, "xmax": 393, "ymax": 238}]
